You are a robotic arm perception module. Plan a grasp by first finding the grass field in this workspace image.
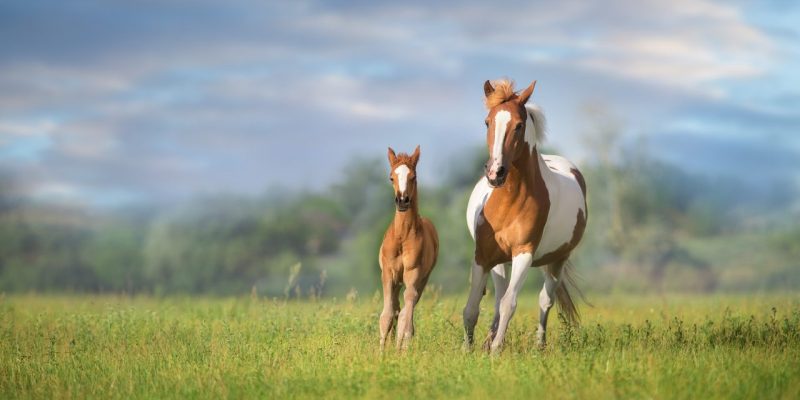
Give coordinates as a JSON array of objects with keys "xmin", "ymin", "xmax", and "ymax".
[{"xmin": 1, "ymin": 292, "xmax": 799, "ymax": 399}]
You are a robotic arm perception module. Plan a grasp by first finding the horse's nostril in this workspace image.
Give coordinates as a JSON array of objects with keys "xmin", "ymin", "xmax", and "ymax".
[{"xmin": 497, "ymin": 166, "xmax": 507, "ymax": 177}]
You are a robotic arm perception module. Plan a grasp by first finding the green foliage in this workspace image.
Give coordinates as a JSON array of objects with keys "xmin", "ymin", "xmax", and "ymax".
[
  {"xmin": 0, "ymin": 294, "xmax": 798, "ymax": 399},
  {"xmin": 0, "ymin": 134, "xmax": 798, "ymax": 296}
]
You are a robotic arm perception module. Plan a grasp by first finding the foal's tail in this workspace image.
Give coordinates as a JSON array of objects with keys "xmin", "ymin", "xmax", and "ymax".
[{"xmin": 554, "ymin": 260, "xmax": 586, "ymax": 326}]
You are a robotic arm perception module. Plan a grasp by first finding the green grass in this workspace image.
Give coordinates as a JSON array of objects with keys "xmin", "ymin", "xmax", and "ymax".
[{"xmin": 1, "ymin": 292, "xmax": 799, "ymax": 399}]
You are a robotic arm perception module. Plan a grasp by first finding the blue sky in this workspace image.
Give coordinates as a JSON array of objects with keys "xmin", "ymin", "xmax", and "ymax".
[{"xmin": 1, "ymin": 0, "xmax": 798, "ymax": 206}]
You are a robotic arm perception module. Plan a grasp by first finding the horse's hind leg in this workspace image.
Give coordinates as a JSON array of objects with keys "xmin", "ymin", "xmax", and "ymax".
[
  {"xmin": 537, "ymin": 260, "xmax": 563, "ymax": 347},
  {"xmin": 482, "ymin": 263, "xmax": 508, "ymax": 351},
  {"xmin": 379, "ymin": 273, "xmax": 400, "ymax": 351}
]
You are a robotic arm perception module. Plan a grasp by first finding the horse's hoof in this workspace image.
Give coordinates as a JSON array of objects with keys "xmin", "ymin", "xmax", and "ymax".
[
  {"xmin": 481, "ymin": 333, "xmax": 494, "ymax": 352},
  {"xmin": 462, "ymin": 340, "xmax": 474, "ymax": 352}
]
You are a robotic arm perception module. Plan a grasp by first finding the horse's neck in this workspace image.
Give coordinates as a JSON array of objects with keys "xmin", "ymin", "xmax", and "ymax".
[
  {"xmin": 393, "ymin": 202, "xmax": 421, "ymax": 237},
  {"xmin": 510, "ymin": 146, "xmax": 547, "ymax": 191}
]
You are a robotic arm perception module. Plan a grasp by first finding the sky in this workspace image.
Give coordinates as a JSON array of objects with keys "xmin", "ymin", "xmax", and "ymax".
[{"xmin": 1, "ymin": 0, "xmax": 799, "ymax": 207}]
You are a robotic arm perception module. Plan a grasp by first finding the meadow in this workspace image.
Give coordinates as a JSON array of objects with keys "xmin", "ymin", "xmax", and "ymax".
[{"xmin": 1, "ymin": 292, "xmax": 798, "ymax": 399}]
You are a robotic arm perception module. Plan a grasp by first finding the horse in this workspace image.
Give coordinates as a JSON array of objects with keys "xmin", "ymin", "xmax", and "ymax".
[
  {"xmin": 463, "ymin": 79, "xmax": 587, "ymax": 354},
  {"xmin": 378, "ymin": 146, "xmax": 439, "ymax": 350}
]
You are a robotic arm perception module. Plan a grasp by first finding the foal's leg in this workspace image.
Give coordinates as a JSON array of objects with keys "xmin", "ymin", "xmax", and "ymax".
[
  {"xmin": 379, "ymin": 273, "xmax": 400, "ymax": 351},
  {"xmin": 482, "ymin": 263, "xmax": 508, "ymax": 350},
  {"xmin": 396, "ymin": 268, "xmax": 422, "ymax": 349},
  {"xmin": 490, "ymin": 252, "xmax": 532, "ymax": 354},
  {"xmin": 462, "ymin": 261, "xmax": 488, "ymax": 348},
  {"xmin": 537, "ymin": 261, "xmax": 562, "ymax": 348}
]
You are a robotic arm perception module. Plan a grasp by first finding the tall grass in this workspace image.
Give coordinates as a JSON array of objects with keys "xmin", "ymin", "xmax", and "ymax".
[{"xmin": 1, "ymin": 294, "xmax": 798, "ymax": 399}]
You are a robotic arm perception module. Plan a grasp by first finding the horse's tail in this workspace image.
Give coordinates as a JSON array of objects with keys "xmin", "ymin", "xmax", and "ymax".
[{"xmin": 554, "ymin": 260, "xmax": 587, "ymax": 326}]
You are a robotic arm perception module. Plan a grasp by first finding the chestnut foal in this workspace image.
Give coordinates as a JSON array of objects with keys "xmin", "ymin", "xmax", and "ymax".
[{"xmin": 378, "ymin": 146, "xmax": 439, "ymax": 350}]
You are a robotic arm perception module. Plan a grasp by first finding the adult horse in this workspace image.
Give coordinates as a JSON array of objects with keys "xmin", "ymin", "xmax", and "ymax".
[{"xmin": 464, "ymin": 79, "xmax": 587, "ymax": 354}]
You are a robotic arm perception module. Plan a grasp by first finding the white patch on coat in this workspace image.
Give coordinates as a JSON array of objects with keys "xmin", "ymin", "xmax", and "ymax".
[
  {"xmin": 394, "ymin": 165, "xmax": 411, "ymax": 194},
  {"xmin": 532, "ymin": 154, "xmax": 586, "ymax": 262},
  {"xmin": 466, "ymin": 176, "xmax": 493, "ymax": 240}
]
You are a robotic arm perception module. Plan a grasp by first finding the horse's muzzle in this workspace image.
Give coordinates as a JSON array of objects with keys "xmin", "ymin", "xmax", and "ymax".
[{"xmin": 485, "ymin": 162, "xmax": 507, "ymax": 188}]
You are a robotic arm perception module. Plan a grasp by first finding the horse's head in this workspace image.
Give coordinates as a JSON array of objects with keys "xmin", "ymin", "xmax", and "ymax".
[
  {"xmin": 482, "ymin": 79, "xmax": 537, "ymax": 187},
  {"xmin": 386, "ymin": 145, "xmax": 420, "ymax": 212}
]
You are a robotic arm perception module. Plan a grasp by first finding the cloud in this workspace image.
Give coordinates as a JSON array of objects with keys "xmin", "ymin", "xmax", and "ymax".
[{"xmin": 0, "ymin": 0, "xmax": 797, "ymax": 206}]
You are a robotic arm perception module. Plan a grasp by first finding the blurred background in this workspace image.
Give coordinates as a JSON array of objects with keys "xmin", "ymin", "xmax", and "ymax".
[{"xmin": 1, "ymin": 0, "xmax": 799, "ymax": 297}]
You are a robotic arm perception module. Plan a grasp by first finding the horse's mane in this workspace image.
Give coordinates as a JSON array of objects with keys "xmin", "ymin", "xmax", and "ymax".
[{"xmin": 484, "ymin": 79, "xmax": 518, "ymax": 109}]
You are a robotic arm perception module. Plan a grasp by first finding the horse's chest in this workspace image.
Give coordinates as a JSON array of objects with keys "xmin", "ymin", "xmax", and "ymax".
[{"xmin": 476, "ymin": 195, "xmax": 547, "ymax": 265}]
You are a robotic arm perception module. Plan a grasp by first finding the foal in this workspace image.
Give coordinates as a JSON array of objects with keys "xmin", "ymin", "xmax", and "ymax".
[{"xmin": 379, "ymin": 146, "xmax": 439, "ymax": 350}]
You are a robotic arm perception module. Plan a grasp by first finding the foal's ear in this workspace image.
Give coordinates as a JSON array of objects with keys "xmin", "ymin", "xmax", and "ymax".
[
  {"xmin": 410, "ymin": 145, "xmax": 420, "ymax": 167},
  {"xmin": 517, "ymin": 80, "xmax": 537, "ymax": 105},
  {"xmin": 387, "ymin": 147, "xmax": 398, "ymax": 165},
  {"xmin": 483, "ymin": 80, "xmax": 494, "ymax": 97}
]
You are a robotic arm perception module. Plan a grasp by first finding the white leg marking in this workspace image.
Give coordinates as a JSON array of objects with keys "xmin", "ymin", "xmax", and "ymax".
[
  {"xmin": 463, "ymin": 262, "xmax": 488, "ymax": 347},
  {"xmin": 537, "ymin": 268, "xmax": 558, "ymax": 346},
  {"xmin": 394, "ymin": 164, "xmax": 410, "ymax": 194},
  {"xmin": 490, "ymin": 252, "xmax": 532, "ymax": 353}
]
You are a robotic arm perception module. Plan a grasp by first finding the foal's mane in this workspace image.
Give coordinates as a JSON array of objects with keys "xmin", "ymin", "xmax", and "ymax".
[
  {"xmin": 392, "ymin": 152, "xmax": 415, "ymax": 168},
  {"xmin": 484, "ymin": 79, "xmax": 518, "ymax": 110}
]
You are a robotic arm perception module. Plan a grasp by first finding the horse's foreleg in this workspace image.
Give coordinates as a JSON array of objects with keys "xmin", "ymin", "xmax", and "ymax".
[
  {"xmin": 537, "ymin": 261, "xmax": 562, "ymax": 348},
  {"xmin": 482, "ymin": 263, "xmax": 508, "ymax": 351},
  {"xmin": 396, "ymin": 269, "xmax": 421, "ymax": 350},
  {"xmin": 490, "ymin": 252, "xmax": 532, "ymax": 354},
  {"xmin": 379, "ymin": 274, "xmax": 399, "ymax": 351},
  {"xmin": 463, "ymin": 261, "xmax": 488, "ymax": 349}
]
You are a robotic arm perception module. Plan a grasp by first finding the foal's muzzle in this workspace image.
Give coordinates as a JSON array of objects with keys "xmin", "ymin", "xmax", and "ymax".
[{"xmin": 395, "ymin": 195, "xmax": 411, "ymax": 211}]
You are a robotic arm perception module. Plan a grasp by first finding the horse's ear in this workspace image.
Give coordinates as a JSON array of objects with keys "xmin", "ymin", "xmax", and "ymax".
[
  {"xmin": 387, "ymin": 147, "xmax": 398, "ymax": 165},
  {"xmin": 483, "ymin": 80, "xmax": 494, "ymax": 97},
  {"xmin": 410, "ymin": 145, "xmax": 420, "ymax": 167},
  {"xmin": 517, "ymin": 80, "xmax": 536, "ymax": 105}
]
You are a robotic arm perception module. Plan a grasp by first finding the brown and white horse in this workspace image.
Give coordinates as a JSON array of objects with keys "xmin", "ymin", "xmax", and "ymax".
[
  {"xmin": 464, "ymin": 79, "xmax": 587, "ymax": 354},
  {"xmin": 379, "ymin": 146, "xmax": 439, "ymax": 350}
]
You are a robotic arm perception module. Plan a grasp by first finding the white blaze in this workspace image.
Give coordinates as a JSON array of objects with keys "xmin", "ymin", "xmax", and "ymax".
[
  {"xmin": 394, "ymin": 165, "xmax": 411, "ymax": 194},
  {"xmin": 492, "ymin": 110, "xmax": 511, "ymax": 164}
]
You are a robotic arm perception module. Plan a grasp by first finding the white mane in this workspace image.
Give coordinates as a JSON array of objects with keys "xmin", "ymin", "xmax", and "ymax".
[{"xmin": 524, "ymin": 103, "xmax": 547, "ymax": 148}]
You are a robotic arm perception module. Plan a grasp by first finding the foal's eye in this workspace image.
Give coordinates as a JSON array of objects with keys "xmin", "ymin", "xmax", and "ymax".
[
  {"xmin": 515, "ymin": 123, "xmax": 523, "ymax": 132},
  {"xmin": 389, "ymin": 177, "xmax": 394, "ymax": 182}
]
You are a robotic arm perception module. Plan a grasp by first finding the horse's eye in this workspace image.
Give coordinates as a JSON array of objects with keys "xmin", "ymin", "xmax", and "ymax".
[
  {"xmin": 389, "ymin": 177, "xmax": 394, "ymax": 182},
  {"xmin": 515, "ymin": 123, "xmax": 523, "ymax": 132},
  {"xmin": 485, "ymin": 121, "xmax": 489, "ymax": 127}
]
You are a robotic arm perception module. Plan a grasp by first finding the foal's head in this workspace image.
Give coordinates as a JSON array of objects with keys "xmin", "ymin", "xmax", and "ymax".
[
  {"xmin": 387, "ymin": 145, "xmax": 420, "ymax": 212},
  {"xmin": 482, "ymin": 79, "xmax": 537, "ymax": 187}
]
